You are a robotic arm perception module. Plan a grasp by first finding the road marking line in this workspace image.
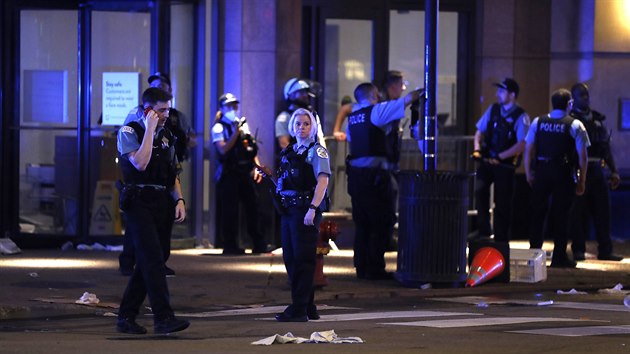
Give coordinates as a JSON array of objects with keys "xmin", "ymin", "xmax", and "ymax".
[
  {"xmin": 433, "ymin": 296, "xmax": 630, "ymax": 312},
  {"xmin": 256, "ymin": 310, "xmax": 481, "ymax": 322},
  {"xmin": 509, "ymin": 325, "xmax": 630, "ymax": 337},
  {"xmin": 178, "ymin": 305, "xmax": 354, "ymax": 318},
  {"xmin": 382, "ymin": 317, "xmax": 587, "ymax": 328}
]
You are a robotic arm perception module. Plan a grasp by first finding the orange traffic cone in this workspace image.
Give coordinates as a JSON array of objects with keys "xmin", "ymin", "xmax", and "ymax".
[{"xmin": 466, "ymin": 246, "xmax": 505, "ymax": 287}]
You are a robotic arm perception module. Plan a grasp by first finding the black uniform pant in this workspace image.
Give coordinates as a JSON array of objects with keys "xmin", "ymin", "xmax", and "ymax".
[
  {"xmin": 569, "ymin": 163, "xmax": 613, "ymax": 256},
  {"xmin": 119, "ymin": 199, "xmax": 171, "ymax": 271},
  {"xmin": 280, "ymin": 207, "xmax": 320, "ymax": 315},
  {"xmin": 475, "ymin": 163, "xmax": 516, "ymax": 242},
  {"xmin": 118, "ymin": 190, "xmax": 175, "ymax": 321},
  {"xmin": 347, "ymin": 166, "xmax": 397, "ymax": 278},
  {"xmin": 216, "ymin": 168, "xmax": 265, "ymax": 252},
  {"xmin": 529, "ymin": 165, "xmax": 575, "ymax": 261}
]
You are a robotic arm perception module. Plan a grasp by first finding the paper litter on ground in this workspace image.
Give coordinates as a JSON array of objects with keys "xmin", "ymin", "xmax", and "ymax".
[
  {"xmin": 557, "ymin": 288, "xmax": 588, "ymax": 295},
  {"xmin": 76, "ymin": 292, "xmax": 100, "ymax": 305},
  {"xmin": 597, "ymin": 283, "xmax": 629, "ymax": 295},
  {"xmin": 251, "ymin": 330, "xmax": 363, "ymax": 345}
]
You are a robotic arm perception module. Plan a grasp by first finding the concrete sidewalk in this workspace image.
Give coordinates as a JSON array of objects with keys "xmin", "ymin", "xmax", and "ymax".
[{"xmin": 1, "ymin": 240, "xmax": 629, "ymax": 320}]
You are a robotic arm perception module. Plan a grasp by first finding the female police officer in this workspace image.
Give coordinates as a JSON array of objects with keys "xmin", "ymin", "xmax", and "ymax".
[{"xmin": 274, "ymin": 108, "xmax": 331, "ymax": 322}]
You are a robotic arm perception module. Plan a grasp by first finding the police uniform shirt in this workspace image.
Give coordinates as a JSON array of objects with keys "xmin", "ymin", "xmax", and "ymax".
[
  {"xmin": 211, "ymin": 117, "xmax": 252, "ymax": 143},
  {"xmin": 475, "ymin": 104, "xmax": 530, "ymax": 142},
  {"xmin": 344, "ymin": 97, "xmax": 405, "ymax": 169},
  {"xmin": 118, "ymin": 118, "xmax": 175, "ymax": 157},
  {"xmin": 275, "ymin": 111, "xmax": 291, "ymax": 139},
  {"xmin": 525, "ymin": 109, "xmax": 591, "ymax": 151},
  {"xmin": 293, "ymin": 140, "xmax": 332, "ymax": 179},
  {"xmin": 345, "ymin": 97, "xmax": 405, "ymax": 142}
]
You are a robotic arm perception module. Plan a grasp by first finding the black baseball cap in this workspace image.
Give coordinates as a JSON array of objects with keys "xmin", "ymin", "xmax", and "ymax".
[
  {"xmin": 493, "ymin": 78, "xmax": 519, "ymax": 97},
  {"xmin": 147, "ymin": 72, "xmax": 171, "ymax": 86},
  {"xmin": 218, "ymin": 93, "xmax": 239, "ymax": 106}
]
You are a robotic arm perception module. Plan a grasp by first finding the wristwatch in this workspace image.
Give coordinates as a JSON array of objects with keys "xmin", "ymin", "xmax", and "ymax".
[{"xmin": 308, "ymin": 204, "xmax": 318, "ymax": 210}]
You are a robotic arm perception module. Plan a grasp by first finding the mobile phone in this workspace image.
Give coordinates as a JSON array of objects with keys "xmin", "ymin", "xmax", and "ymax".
[{"xmin": 143, "ymin": 106, "xmax": 153, "ymax": 117}]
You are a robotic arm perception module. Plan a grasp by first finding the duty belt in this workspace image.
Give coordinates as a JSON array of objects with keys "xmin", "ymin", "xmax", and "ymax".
[
  {"xmin": 278, "ymin": 190, "xmax": 313, "ymax": 208},
  {"xmin": 134, "ymin": 184, "xmax": 167, "ymax": 191},
  {"xmin": 587, "ymin": 157, "xmax": 603, "ymax": 164}
]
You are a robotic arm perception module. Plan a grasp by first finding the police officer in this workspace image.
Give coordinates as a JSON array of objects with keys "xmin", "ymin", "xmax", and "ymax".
[
  {"xmin": 524, "ymin": 88, "xmax": 590, "ymax": 268},
  {"xmin": 333, "ymin": 70, "xmax": 408, "ymax": 141},
  {"xmin": 147, "ymin": 72, "xmax": 197, "ymax": 162},
  {"xmin": 274, "ymin": 108, "xmax": 331, "ymax": 322},
  {"xmin": 119, "ymin": 73, "xmax": 196, "ymax": 276},
  {"xmin": 345, "ymin": 82, "xmax": 422, "ymax": 280},
  {"xmin": 472, "ymin": 78, "xmax": 530, "ymax": 243},
  {"xmin": 568, "ymin": 83, "xmax": 623, "ymax": 261},
  {"xmin": 116, "ymin": 87, "xmax": 189, "ymax": 334},
  {"xmin": 275, "ymin": 77, "xmax": 325, "ymax": 151},
  {"xmin": 212, "ymin": 93, "xmax": 268, "ymax": 255}
]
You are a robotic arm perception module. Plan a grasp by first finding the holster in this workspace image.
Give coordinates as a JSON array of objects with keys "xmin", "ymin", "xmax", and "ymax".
[
  {"xmin": 115, "ymin": 180, "xmax": 139, "ymax": 212},
  {"xmin": 271, "ymin": 191, "xmax": 287, "ymax": 215}
]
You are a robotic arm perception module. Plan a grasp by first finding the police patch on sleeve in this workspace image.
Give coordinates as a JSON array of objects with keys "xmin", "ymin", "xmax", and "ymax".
[
  {"xmin": 316, "ymin": 146, "xmax": 329, "ymax": 159},
  {"xmin": 121, "ymin": 126, "xmax": 135, "ymax": 134}
]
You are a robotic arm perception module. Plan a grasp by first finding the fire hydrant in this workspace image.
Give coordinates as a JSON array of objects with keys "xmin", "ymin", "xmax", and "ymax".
[{"xmin": 314, "ymin": 220, "xmax": 339, "ymax": 287}]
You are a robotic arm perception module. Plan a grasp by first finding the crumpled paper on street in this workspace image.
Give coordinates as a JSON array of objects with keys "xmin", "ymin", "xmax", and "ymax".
[
  {"xmin": 76, "ymin": 243, "xmax": 123, "ymax": 252},
  {"xmin": 557, "ymin": 288, "xmax": 588, "ymax": 295},
  {"xmin": 251, "ymin": 330, "xmax": 363, "ymax": 345},
  {"xmin": 598, "ymin": 283, "xmax": 629, "ymax": 294},
  {"xmin": 75, "ymin": 292, "xmax": 100, "ymax": 305}
]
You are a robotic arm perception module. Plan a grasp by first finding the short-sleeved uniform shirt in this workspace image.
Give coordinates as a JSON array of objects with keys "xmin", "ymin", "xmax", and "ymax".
[
  {"xmin": 211, "ymin": 117, "xmax": 253, "ymax": 143},
  {"xmin": 117, "ymin": 119, "xmax": 177, "ymax": 169},
  {"xmin": 293, "ymin": 139, "xmax": 332, "ymax": 179},
  {"xmin": 345, "ymin": 97, "xmax": 405, "ymax": 168},
  {"xmin": 525, "ymin": 109, "xmax": 591, "ymax": 151},
  {"xmin": 475, "ymin": 104, "xmax": 530, "ymax": 142}
]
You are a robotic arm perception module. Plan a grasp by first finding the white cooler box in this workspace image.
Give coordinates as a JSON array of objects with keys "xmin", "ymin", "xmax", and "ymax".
[{"xmin": 510, "ymin": 248, "xmax": 547, "ymax": 283}]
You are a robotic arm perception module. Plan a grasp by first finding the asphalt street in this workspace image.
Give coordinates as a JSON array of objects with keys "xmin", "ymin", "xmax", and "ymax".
[{"xmin": 1, "ymin": 240, "xmax": 630, "ymax": 353}]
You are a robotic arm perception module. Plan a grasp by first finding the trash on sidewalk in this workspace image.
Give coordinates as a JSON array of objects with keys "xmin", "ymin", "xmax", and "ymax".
[
  {"xmin": 76, "ymin": 243, "xmax": 107, "ymax": 251},
  {"xmin": 29, "ymin": 272, "xmax": 39, "ymax": 278},
  {"xmin": 251, "ymin": 330, "xmax": 364, "ymax": 345},
  {"xmin": 32, "ymin": 297, "xmax": 118, "ymax": 308},
  {"xmin": 557, "ymin": 288, "xmax": 588, "ymax": 295},
  {"xmin": 597, "ymin": 283, "xmax": 628, "ymax": 295},
  {"xmin": 61, "ymin": 241, "xmax": 74, "ymax": 251},
  {"xmin": 76, "ymin": 292, "xmax": 100, "ymax": 305},
  {"xmin": 75, "ymin": 243, "xmax": 123, "ymax": 252},
  {"xmin": 0, "ymin": 238, "xmax": 22, "ymax": 255}
]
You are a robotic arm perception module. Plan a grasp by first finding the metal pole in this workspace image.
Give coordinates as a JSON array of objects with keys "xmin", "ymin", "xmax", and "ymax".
[{"xmin": 424, "ymin": 0, "xmax": 438, "ymax": 171}]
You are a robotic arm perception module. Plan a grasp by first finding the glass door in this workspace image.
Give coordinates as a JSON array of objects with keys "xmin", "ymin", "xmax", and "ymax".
[
  {"xmin": 312, "ymin": 4, "xmax": 384, "ymax": 213},
  {"xmin": 18, "ymin": 10, "xmax": 79, "ymax": 235},
  {"xmin": 88, "ymin": 9, "xmax": 151, "ymax": 237}
]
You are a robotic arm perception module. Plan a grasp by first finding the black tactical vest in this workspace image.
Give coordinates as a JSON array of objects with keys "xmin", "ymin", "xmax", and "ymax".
[
  {"xmin": 483, "ymin": 103, "xmax": 525, "ymax": 166},
  {"xmin": 570, "ymin": 109, "xmax": 608, "ymax": 159},
  {"xmin": 119, "ymin": 121, "xmax": 177, "ymax": 188},
  {"xmin": 277, "ymin": 143, "xmax": 318, "ymax": 193},
  {"xmin": 348, "ymin": 105, "xmax": 400, "ymax": 163},
  {"xmin": 216, "ymin": 120, "xmax": 258, "ymax": 172},
  {"xmin": 167, "ymin": 108, "xmax": 189, "ymax": 162},
  {"xmin": 534, "ymin": 115, "xmax": 575, "ymax": 165}
]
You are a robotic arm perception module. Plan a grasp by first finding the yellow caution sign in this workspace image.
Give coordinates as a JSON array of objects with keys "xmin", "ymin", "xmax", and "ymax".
[{"xmin": 89, "ymin": 180, "xmax": 122, "ymax": 235}]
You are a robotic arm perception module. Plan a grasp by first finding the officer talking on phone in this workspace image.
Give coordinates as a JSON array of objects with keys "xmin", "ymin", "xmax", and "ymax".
[{"xmin": 115, "ymin": 87, "xmax": 190, "ymax": 334}]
